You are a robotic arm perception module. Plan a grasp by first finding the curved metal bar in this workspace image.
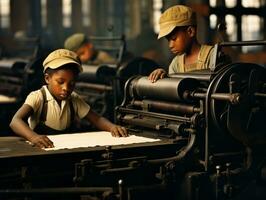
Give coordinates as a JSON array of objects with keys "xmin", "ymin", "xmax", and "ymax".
[{"xmin": 147, "ymin": 133, "xmax": 196, "ymax": 164}]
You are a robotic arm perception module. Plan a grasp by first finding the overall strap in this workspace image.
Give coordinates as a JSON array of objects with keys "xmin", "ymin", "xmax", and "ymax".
[
  {"xmin": 197, "ymin": 45, "xmax": 213, "ymax": 70},
  {"xmin": 178, "ymin": 54, "xmax": 185, "ymax": 73},
  {"xmin": 69, "ymin": 99, "xmax": 75, "ymax": 123},
  {"xmin": 40, "ymin": 87, "xmax": 48, "ymax": 122}
]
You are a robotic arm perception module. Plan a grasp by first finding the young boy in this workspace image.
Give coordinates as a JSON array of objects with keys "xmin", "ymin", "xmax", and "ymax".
[
  {"xmin": 148, "ymin": 5, "xmax": 216, "ymax": 82},
  {"xmin": 10, "ymin": 49, "xmax": 127, "ymax": 149},
  {"xmin": 64, "ymin": 33, "xmax": 116, "ymax": 64}
]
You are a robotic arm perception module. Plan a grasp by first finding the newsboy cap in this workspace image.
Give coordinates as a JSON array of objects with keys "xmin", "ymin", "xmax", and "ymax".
[
  {"xmin": 43, "ymin": 49, "xmax": 82, "ymax": 73},
  {"xmin": 64, "ymin": 33, "xmax": 87, "ymax": 52},
  {"xmin": 158, "ymin": 5, "xmax": 197, "ymax": 39}
]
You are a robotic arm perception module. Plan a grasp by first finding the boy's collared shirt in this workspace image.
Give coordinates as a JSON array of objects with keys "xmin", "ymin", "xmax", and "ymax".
[
  {"xmin": 25, "ymin": 86, "xmax": 90, "ymax": 131},
  {"xmin": 85, "ymin": 50, "xmax": 116, "ymax": 65}
]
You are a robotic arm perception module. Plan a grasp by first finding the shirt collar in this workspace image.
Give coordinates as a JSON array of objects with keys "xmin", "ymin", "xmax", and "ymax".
[{"xmin": 43, "ymin": 85, "xmax": 54, "ymax": 101}]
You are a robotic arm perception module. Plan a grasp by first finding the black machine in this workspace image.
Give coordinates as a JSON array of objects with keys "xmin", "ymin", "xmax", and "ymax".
[
  {"xmin": 0, "ymin": 35, "xmax": 42, "ymax": 135},
  {"xmin": 0, "ymin": 41, "xmax": 266, "ymax": 200},
  {"xmin": 113, "ymin": 41, "xmax": 266, "ymax": 199},
  {"xmin": 73, "ymin": 35, "xmax": 158, "ymax": 123}
]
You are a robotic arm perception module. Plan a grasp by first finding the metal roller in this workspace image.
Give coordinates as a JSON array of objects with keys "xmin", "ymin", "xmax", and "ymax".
[
  {"xmin": 129, "ymin": 76, "xmax": 200, "ymax": 102},
  {"xmin": 78, "ymin": 64, "xmax": 116, "ymax": 84}
]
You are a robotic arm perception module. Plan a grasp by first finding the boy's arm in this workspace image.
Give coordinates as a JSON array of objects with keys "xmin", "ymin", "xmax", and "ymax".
[
  {"xmin": 148, "ymin": 68, "xmax": 167, "ymax": 83},
  {"xmin": 84, "ymin": 109, "xmax": 128, "ymax": 137},
  {"xmin": 148, "ymin": 56, "xmax": 178, "ymax": 83},
  {"xmin": 9, "ymin": 104, "xmax": 54, "ymax": 148}
]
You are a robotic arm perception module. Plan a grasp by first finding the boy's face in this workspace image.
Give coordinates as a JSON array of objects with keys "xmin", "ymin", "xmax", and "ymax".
[
  {"xmin": 76, "ymin": 43, "xmax": 94, "ymax": 63},
  {"xmin": 45, "ymin": 69, "xmax": 76, "ymax": 101},
  {"xmin": 165, "ymin": 26, "xmax": 195, "ymax": 55}
]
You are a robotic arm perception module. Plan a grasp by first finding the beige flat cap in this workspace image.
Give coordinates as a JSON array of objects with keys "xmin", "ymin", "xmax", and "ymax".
[
  {"xmin": 64, "ymin": 33, "xmax": 87, "ymax": 51},
  {"xmin": 43, "ymin": 49, "xmax": 82, "ymax": 73},
  {"xmin": 158, "ymin": 5, "xmax": 197, "ymax": 39}
]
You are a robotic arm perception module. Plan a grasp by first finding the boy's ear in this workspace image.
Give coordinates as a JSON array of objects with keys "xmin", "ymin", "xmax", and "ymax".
[
  {"xmin": 44, "ymin": 73, "xmax": 50, "ymax": 84},
  {"xmin": 187, "ymin": 26, "xmax": 196, "ymax": 37}
]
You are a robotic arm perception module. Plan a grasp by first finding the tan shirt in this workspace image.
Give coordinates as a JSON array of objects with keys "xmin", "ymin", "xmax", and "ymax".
[
  {"xmin": 89, "ymin": 50, "xmax": 116, "ymax": 65},
  {"xmin": 96, "ymin": 51, "xmax": 116, "ymax": 64},
  {"xmin": 25, "ymin": 86, "xmax": 90, "ymax": 130},
  {"xmin": 169, "ymin": 45, "xmax": 213, "ymax": 73}
]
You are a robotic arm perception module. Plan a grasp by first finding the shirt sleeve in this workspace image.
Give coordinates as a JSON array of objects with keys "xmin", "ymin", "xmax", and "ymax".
[
  {"xmin": 24, "ymin": 90, "xmax": 43, "ymax": 113},
  {"xmin": 205, "ymin": 47, "xmax": 215, "ymax": 70},
  {"xmin": 168, "ymin": 56, "xmax": 179, "ymax": 74},
  {"xmin": 71, "ymin": 92, "xmax": 91, "ymax": 119}
]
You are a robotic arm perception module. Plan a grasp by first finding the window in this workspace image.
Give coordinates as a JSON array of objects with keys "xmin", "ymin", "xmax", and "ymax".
[
  {"xmin": 0, "ymin": 0, "xmax": 10, "ymax": 28},
  {"xmin": 153, "ymin": 0, "xmax": 162, "ymax": 33},
  {"xmin": 210, "ymin": 0, "xmax": 237, "ymax": 7},
  {"xmin": 225, "ymin": 15, "xmax": 237, "ymax": 41},
  {"xmin": 242, "ymin": 0, "xmax": 263, "ymax": 8},
  {"xmin": 225, "ymin": 0, "xmax": 237, "ymax": 8},
  {"xmin": 106, "ymin": 0, "xmax": 114, "ymax": 32},
  {"xmin": 62, "ymin": 0, "xmax": 72, "ymax": 28},
  {"xmin": 41, "ymin": 0, "xmax": 47, "ymax": 28},
  {"xmin": 82, "ymin": 0, "xmax": 91, "ymax": 27},
  {"xmin": 242, "ymin": 15, "xmax": 263, "ymax": 52},
  {"xmin": 209, "ymin": 0, "xmax": 265, "ymax": 52},
  {"xmin": 209, "ymin": 14, "xmax": 217, "ymax": 29}
]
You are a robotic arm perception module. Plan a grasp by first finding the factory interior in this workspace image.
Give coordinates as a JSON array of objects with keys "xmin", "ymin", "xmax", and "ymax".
[{"xmin": 0, "ymin": 0, "xmax": 266, "ymax": 200}]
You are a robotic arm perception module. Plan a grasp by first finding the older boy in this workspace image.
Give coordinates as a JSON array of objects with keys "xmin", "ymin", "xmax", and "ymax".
[
  {"xmin": 10, "ymin": 49, "xmax": 127, "ymax": 149},
  {"xmin": 148, "ymin": 5, "xmax": 215, "ymax": 82}
]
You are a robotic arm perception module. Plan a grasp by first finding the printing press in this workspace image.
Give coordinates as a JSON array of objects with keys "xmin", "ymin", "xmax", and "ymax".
[
  {"xmin": 76, "ymin": 56, "xmax": 158, "ymax": 122},
  {"xmin": 0, "ymin": 35, "xmax": 42, "ymax": 135},
  {"xmin": 74, "ymin": 35, "xmax": 158, "ymax": 124},
  {"xmin": 0, "ymin": 41, "xmax": 266, "ymax": 200}
]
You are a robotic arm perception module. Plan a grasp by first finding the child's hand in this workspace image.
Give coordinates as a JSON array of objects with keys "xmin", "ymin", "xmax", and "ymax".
[
  {"xmin": 29, "ymin": 134, "xmax": 54, "ymax": 149},
  {"xmin": 110, "ymin": 125, "xmax": 128, "ymax": 137},
  {"xmin": 148, "ymin": 68, "xmax": 167, "ymax": 83}
]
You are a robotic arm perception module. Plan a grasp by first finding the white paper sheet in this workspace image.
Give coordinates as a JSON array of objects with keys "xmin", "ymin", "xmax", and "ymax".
[{"xmin": 45, "ymin": 131, "xmax": 160, "ymax": 151}]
